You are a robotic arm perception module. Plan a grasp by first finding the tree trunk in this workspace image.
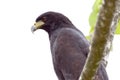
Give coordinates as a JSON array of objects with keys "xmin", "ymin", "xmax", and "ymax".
[{"xmin": 79, "ymin": 0, "xmax": 120, "ymax": 80}]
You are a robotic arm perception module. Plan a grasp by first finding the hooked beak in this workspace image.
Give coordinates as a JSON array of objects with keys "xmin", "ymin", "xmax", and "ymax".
[{"xmin": 31, "ymin": 20, "xmax": 45, "ymax": 33}]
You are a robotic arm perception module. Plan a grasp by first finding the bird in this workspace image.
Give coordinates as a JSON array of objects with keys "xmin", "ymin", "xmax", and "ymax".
[{"xmin": 31, "ymin": 11, "xmax": 109, "ymax": 80}]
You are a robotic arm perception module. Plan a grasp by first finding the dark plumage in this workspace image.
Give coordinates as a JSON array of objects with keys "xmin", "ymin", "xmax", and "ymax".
[{"xmin": 31, "ymin": 11, "xmax": 108, "ymax": 80}]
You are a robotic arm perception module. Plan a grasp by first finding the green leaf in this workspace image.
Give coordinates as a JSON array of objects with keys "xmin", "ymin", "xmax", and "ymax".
[
  {"xmin": 92, "ymin": 0, "xmax": 102, "ymax": 11},
  {"xmin": 86, "ymin": 35, "xmax": 91, "ymax": 40},
  {"xmin": 89, "ymin": 12, "xmax": 97, "ymax": 33},
  {"xmin": 89, "ymin": 0, "xmax": 102, "ymax": 34},
  {"xmin": 115, "ymin": 20, "xmax": 120, "ymax": 34}
]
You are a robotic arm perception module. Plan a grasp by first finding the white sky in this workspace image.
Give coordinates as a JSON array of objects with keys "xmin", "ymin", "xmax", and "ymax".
[{"xmin": 0, "ymin": 0, "xmax": 120, "ymax": 80}]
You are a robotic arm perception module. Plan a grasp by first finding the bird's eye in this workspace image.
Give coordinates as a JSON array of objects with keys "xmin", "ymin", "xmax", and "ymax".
[{"xmin": 42, "ymin": 17, "xmax": 47, "ymax": 22}]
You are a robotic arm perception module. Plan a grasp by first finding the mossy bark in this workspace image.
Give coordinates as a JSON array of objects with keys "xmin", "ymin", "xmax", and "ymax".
[{"xmin": 79, "ymin": 0, "xmax": 120, "ymax": 80}]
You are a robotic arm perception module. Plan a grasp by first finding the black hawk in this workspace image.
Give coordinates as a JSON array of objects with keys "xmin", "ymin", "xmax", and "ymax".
[{"xmin": 31, "ymin": 11, "xmax": 108, "ymax": 80}]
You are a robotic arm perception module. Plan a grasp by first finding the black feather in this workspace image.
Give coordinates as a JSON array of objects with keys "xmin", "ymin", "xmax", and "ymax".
[{"xmin": 34, "ymin": 11, "xmax": 109, "ymax": 80}]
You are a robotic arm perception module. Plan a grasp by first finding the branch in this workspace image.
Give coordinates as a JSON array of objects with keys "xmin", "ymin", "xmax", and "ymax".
[{"xmin": 79, "ymin": 0, "xmax": 120, "ymax": 80}]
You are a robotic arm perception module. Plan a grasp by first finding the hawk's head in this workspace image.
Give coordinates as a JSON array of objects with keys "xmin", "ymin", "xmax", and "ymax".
[{"xmin": 31, "ymin": 11, "xmax": 73, "ymax": 34}]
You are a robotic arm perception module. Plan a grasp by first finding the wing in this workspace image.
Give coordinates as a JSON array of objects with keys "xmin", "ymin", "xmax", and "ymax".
[
  {"xmin": 51, "ymin": 28, "xmax": 89, "ymax": 80},
  {"xmin": 50, "ymin": 28, "xmax": 108, "ymax": 80}
]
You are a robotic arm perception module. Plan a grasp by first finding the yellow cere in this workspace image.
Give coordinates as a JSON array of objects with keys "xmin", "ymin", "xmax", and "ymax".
[{"xmin": 34, "ymin": 21, "xmax": 45, "ymax": 29}]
